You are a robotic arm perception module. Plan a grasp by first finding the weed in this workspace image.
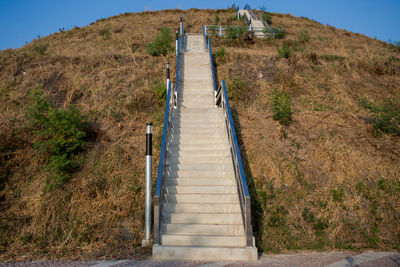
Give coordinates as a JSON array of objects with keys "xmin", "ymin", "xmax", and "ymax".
[
  {"xmin": 214, "ymin": 14, "xmax": 220, "ymax": 24},
  {"xmin": 266, "ymin": 28, "xmax": 285, "ymax": 39},
  {"xmin": 27, "ymin": 89, "xmax": 87, "ymax": 188},
  {"xmin": 378, "ymin": 178, "xmax": 388, "ymax": 190},
  {"xmin": 360, "ymin": 98, "xmax": 400, "ymax": 136},
  {"xmin": 320, "ymin": 54, "xmax": 346, "ymax": 61},
  {"xmin": 131, "ymin": 44, "xmax": 138, "ymax": 53},
  {"xmin": 272, "ymin": 89, "xmax": 291, "ymax": 125},
  {"xmin": 298, "ymin": 29, "xmax": 310, "ymax": 43},
  {"xmin": 277, "ymin": 43, "xmax": 291, "ymax": 58},
  {"xmin": 313, "ymin": 218, "xmax": 329, "ymax": 235},
  {"xmin": 100, "ymin": 28, "xmax": 111, "ymax": 40},
  {"xmin": 227, "ymin": 77, "xmax": 247, "ymax": 103},
  {"xmin": 356, "ymin": 181, "xmax": 367, "ymax": 193},
  {"xmin": 215, "ymin": 46, "xmax": 225, "ymax": 58},
  {"xmin": 262, "ymin": 12, "xmax": 272, "ymax": 25},
  {"xmin": 151, "ymin": 79, "xmax": 167, "ymax": 104},
  {"xmin": 33, "ymin": 42, "xmax": 48, "ymax": 55},
  {"xmin": 330, "ymin": 187, "xmax": 344, "ymax": 202},
  {"xmin": 147, "ymin": 27, "xmax": 174, "ymax": 56},
  {"xmin": 268, "ymin": 205, "xmax": 288, "ymax": 227},
  {"xmin": 301, "ymin": 207, "xmax": 315, "ymax": 223}
]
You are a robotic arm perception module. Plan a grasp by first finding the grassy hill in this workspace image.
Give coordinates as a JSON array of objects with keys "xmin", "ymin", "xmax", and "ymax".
[{"xmin": 0, "ymin": 8, "xmax": 399, "ymax": 260}]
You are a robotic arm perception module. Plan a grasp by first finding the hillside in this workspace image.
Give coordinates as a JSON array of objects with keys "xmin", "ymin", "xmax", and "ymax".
[{"xmin": 1, "ymin": 8, "xmax": 399, "ymax": 260}]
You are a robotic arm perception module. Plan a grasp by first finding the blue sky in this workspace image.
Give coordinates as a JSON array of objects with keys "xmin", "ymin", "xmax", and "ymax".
[{"xmin": 0, "ymin": 0, "xmax": 399, "ymax": 50}]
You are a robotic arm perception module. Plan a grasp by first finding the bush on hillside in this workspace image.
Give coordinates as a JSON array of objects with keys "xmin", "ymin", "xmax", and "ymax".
[
  {"xmin": 360, "ymin": 98, "xmax": 400, "ymax": 136},
  {"xmin": 277, "ymin": 43, "xmax": 291, "ymax": 58},
  {"xmin": 262, "ymin": 12, "xmax": 272, "ymax": 25},
  {"xmin": 272, "ymin": 89, "xmax": 291, "ymax": 125},
  {"xmin": 146, "ymin": 27, "xmax": 174, "ymax": 56},
  {"xmin": 27, "ymin": 88, "xmax": 87, "ymax": 188}
]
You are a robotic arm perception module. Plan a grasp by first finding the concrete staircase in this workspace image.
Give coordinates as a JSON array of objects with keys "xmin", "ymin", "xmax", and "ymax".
[
  {"xmin": 152, "ymin": 34, "xmax": 257, "ymax": 261},
  {"xmin": 238, "ymin": 9, "xmax": 265, "ymax": 37}
]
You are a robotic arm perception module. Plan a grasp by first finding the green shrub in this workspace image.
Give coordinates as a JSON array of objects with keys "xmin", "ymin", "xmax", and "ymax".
[
  {"xmin": 146, "ymin": 27, "xmax": 174, "ymax": 57},
  {"xmin": 33, "ymin": 42, "xmax": 48, "ymax": 55},
  {"xmin": 215, "ymin": 46, "xmax": 225, "ymax": 58},
  {"xmin": 360, "ymin": 98, "xmax": 400, "ymax": 136},
  {"xmin": 268, "ymin": 206, "xmax": 288, "ymax": 227},
  {"xmin": 215, "ymin": 14, "xmax": 220, "ymax": 24},
  {"xmin": 277, "ymin": 43, "xmax": 291, "ymax": 58},
  {"xmin": 262, "ymin": 12, "xmax": 272, "ymax": 25},
  {"xmin": 266, "ymin": 27, "xmax": 285, "ymax": 39},
  {"xmin": 272, "ymin": 89, "xmax": 291, "ymax": 125},
  {"xmin": 151, "ymin": 79, "xmax": 167, "ymax": 104},
  {"xmin": 27, "ymin": 89, "xmax": 87, "ymax": 188},
  {"xmin": 330, "ymin": 187, "xmax": 344, "ymax": 202},
  {"xmin": 298, "ymin": 29, "xmax": 310, "ymax": 43},
  {"xmin": 100, "ymin": 27, "xmax": 111, "ymax": 40},
  {"xmin": 227, "ymin": 77, "xmax": 247, "ymax": 102},
  {"xmin": 302, "ymin": 207, "xmax": 315, "ymax": 223}
]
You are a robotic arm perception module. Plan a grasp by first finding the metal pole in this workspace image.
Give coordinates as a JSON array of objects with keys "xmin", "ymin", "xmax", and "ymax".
[
  {"xmin": 175, "ymin": 30, "xmax": 178, "ymax": 56},
  {"xmin": 180, "ymin": 16, "xmax": 183, "ymax": 36},
  {"xmin": 142, "ymin": 123, "xmax": 152, "ymax": 247},
  {"xmin": 166, "ymin": 62, "xmax": 170, "ymax": 89},
  {"xmin": 219, "ymin": 26, "xmax": 222, "ymax": 37}
]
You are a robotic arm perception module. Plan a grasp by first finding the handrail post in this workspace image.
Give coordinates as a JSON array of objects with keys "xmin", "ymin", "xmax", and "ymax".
[
  {"xmin": 175, "ymin": 30, "xmax": 179, "ymax": 56},
  {"xmin": 142, "ymin": 123, "xmax": 152, "ymax": 247},
  {"xmin": 166, "ymin": 62, "xmax": 170, "ymax": 90},
  {"xmin": 219, "ymin": 25, "xmax": 222, "ymax": 37},
  {"xmin": 180, "ymin": 16, "xmax": 183, "ymax": 36}
]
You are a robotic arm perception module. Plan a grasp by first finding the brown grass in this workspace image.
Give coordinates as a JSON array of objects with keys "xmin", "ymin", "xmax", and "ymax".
[
  {"xmin": 212, "ymin": 12, "xmax": 400, "ymax": 252},
  {"xmin": 0, "ymin": 8, "xmax": 399, "ymax": 260}
]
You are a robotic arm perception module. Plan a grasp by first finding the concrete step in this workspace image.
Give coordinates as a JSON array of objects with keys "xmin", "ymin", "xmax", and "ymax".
[
  {"xmin": 164, "ymin": 194, "xmax": 239, "ymax": 204},
  {"xmin": 152, "ymin": 245, "xmax": 258, "ymax": 261},
  {"xmin": 170, "ymin": 122, "xmax": 224, "ymax": 129},
  {"xmin": 166, "ymin": 170, "xmax": 234, "ymax": 179},
  {"xmin": 162, "ymin": 203, "xmax": 240, "ymax": 214},
  {"xmin": 165, "ymin": 177, "xmax": 236, "ymax": 186},
  {"xmin": 167, "ymin": 139, "xmax": 229, "ymax": 146},
  {"xmin": 166, "ymin": 163, "xmax": 233, "ymax": 172},
  {"xmin": 167, "ymin": 149, "xmax": 230, "ymax": 157},
  {"xmin": 162, "ymin": 213, "xmax": 242, "ymax": 224},
  {"xmin": 166, "ymin": 156, "xmax": 231, "ymax": 165},
  {"xmin": 161, "ymin": 223, "xmax": 244, "ymax": 236},
  {"xmin": 165, "ymin": 185, "xmax": 237, "ymax": 194},
  {"xmin": 161, "ymin": 234, "xmax": 246, "ymax": 247},
  {"xmin": 167, "ymin": 143, "xmax": 230, "ymax": 151},
  {"xmin": 169, "ymin": 127, "xmax": 226, "ymax": 135}
]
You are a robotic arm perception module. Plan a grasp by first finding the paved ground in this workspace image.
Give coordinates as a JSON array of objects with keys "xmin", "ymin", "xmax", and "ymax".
[{"xmin": 1, "ymin": 251, "xmax": 399, "ymax": 267}]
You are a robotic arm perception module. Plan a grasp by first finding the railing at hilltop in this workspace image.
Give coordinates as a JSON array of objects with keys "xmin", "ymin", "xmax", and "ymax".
[
  {"xmin": 153, "ymin": 23, "xmax": 184, "ymax": 245},
  {"xmin": 202, "ymin": 29, "xmax": 254, "ymax": 247}
]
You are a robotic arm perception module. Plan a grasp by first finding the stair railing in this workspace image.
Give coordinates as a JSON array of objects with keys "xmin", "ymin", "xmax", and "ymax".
[
  {"xmin": 154, "ymin": 23, "xmax": 184, "ymax": 245},
  {"xmin": 207, "ymin": 38, "xmax": 254, "ymax": 247}
]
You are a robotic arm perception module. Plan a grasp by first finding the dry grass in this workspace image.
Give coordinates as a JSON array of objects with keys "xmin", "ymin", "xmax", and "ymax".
[
  {"xmin": 0, "ymin": 8, "xmax": 399, "ymax": 260},
  {"xmin": 212, "ymin": 12, "xmax": 400, "ymax": 252}
]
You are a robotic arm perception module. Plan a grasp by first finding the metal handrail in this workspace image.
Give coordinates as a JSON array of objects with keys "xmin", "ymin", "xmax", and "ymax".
[
  {"xmin": 154, "ymin": 23, "xmax": 184, "ymax": 245},
  {"xmin": 153, "ymin": 80, "xmax": 172, "ymax": 244},
  {"xmin": 215, "ymin": 80, "xmax": 253, "ymax": 247},
  {"xmin": 248, "ymin": 9, "xmax": 259, "ymax": 20},
  {"xmin": 206, "ymin": 37, "xmax": 253, "ymax": 247},
  {"xmin": 208, "ymin": 38, "xmax": 217, "ymax": 94},
  {"xmin": 259, "ymin": 12, "xmax": 271, "ymax": 28}
]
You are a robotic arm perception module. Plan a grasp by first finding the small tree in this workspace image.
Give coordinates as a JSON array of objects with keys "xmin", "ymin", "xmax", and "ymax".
[{"xmin": 147, "ymin": 27, "xmax": 174, "ymax": 56}]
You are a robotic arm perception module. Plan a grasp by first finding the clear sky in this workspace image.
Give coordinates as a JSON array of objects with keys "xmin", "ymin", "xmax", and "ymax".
[{"xmin": 1, "ymin": 0, "xmax": 399, "ymax": 50}]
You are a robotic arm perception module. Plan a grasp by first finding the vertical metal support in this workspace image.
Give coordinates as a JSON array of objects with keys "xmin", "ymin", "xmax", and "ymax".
[
  {"xmin": 175, "ymin": 30, "xmax": 178, "ymax": 56},
  {"xmin": 180, "ymin": 16, "xmax": 183, "ymax": 36},
  {"xmin": 166, "ymin": 63, "xmax": 170, "ymax": 89},
  {"xmin": 142, "ymin": 123, "xmax": 152, "ymax": 247},
  {"xmin": 219, "ymin": 26, "xmax": 222, "ymax": 37}
]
